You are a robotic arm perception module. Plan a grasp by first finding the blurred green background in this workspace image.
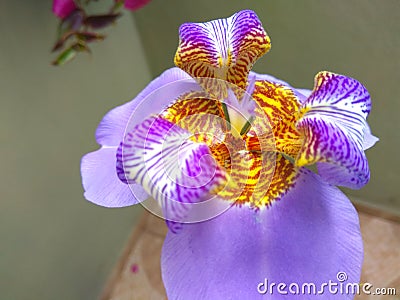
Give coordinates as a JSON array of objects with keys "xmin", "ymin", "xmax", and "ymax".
[
  {"xmin": 0, "ymin": 0, "xmax": 398, "ymax": 299},
  {"xmin": 0, "ymin": 1, "xmax": 150, "ymax": 299}
]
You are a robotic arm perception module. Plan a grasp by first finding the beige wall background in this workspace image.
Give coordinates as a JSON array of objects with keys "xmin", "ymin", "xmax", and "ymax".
[
  {"xmin": 0, "ymin": 0, "xmax": 398, "ymax": 299},
  {"xmin": 134, "ymin": 0, "xmax": 400, "ymax": 214},
  {"xmin": 0, "ymin": 1, "xmax": 150, "ymax": 299}
]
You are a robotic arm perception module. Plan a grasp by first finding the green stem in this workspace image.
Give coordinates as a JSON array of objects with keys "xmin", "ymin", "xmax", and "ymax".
[
  {"xmin": 240, "ymin": 116, "xmax": 254, "ymax": 136},
  {"xmin": 222, "ymin": 103, "xmax": 231, "ymax": 130}
]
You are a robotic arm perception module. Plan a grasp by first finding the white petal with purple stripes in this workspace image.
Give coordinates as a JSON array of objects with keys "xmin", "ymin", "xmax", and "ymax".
[
  {"xmin": 117, "ymin": 116, "xmax": 227, "ymax": 231},
  {"xmin": 296, "ymin": 71, "xmax": 376, "ymax": 188}
]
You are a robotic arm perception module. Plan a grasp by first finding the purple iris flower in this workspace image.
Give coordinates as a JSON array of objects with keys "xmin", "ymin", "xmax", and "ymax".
[{"xmin": 81, "ymin": 10, "xmax": 377, "ymax": 299}]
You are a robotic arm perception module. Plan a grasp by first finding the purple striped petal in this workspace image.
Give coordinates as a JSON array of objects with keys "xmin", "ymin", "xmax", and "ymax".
[
  {"xmin": 95, "ymin": 67, "xmax": 195, "ymax": 147},
  {"xmin": 175, "ymin": 10, "xmax": 270, "ymax": 99},
  {"xmin": 117, "ymin": 116, "xmax": 228, "ymax": 231},
  {"xmin": 161, "ymin": 169, "xmax": 362, "ymax": 299},
  {"xmin": 81, "ymin": 147, "xmax": 148, "ymax": 207},
  {"xmin": 296, "ymin": 71, "xmax": 377, "ymax": 188}
]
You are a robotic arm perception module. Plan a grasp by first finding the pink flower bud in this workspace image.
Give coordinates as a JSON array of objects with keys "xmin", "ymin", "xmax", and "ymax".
[
  {"xmin": 52, "ymin": 0, "xmax": 77, "ymax": 19},
  {"xmin": 117, "ymin": 0, "xmax": 151, "ymax": 11}
]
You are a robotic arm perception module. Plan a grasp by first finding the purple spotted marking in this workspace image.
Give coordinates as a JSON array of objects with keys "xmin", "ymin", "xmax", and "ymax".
[{"xmin": 130, "ymin": 263, "xmax": 139, "ymax": 274}]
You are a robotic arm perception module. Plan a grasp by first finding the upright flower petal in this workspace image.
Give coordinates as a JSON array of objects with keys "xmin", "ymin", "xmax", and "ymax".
[
  {"xmin": 117, "ymin": 116, "xmax": 228, "ymax": 231},
  {"xmin": 52, "ymin": 0, "xmax": 77, "ymax": 19},
  {"xmin": 296, "ymin": 71, "xmax": 377, "ymax": 188},
  {"xmin": 161, "ymin": 169, "xmax": 362, "ymax": 299},
  {"xmin": 175, "ymin": 10, "xmax": 270, "ymax": 99}
]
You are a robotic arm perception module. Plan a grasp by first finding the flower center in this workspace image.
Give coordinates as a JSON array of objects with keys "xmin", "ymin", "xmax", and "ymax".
[{"xmin": 160, "ymin": 78, "xmax": 304, "ymax": 208}]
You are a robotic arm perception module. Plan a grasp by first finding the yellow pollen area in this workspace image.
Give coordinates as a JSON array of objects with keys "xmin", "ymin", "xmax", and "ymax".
[{"xmin": 161, "ymin": 81, "xmax": 302, "ymax": 209}]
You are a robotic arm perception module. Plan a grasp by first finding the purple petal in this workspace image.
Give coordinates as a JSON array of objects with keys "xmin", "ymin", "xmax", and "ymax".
[
  {"xmin": 161, "ymin": 169, "xmax": 362, "ymax": 299},
  {"xmin": 52, "ymin": 0, "xmax": 77, "ymax": 19},
  {"xmin": 95, "ymin": 67, "xmax": 196, "ymax": 147},
  {"xmin": 175, "ymin": 10, "xmax": 270, "ymax": 99},
  {"xmin": 117, "ymin": 117, "xmax": 228, "ymax": 230},
  {"xmin": 81, "ymin": 147, "xmax": 148, "ymax": 207},
  {"xmin": 296, "ymin": 71, "xmax": 374, "ymax": 189}
]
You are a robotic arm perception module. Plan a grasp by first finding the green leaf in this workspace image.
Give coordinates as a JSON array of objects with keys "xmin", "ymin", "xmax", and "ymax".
[{"xmin": 52, "ymin": 47, "xmax": 78, "ymax": 66}]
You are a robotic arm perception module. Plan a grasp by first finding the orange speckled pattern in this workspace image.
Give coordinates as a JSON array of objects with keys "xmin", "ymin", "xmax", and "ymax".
[{"xmin": 252, "ymin": 80, "xmax": 303, "ymax": 157}]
